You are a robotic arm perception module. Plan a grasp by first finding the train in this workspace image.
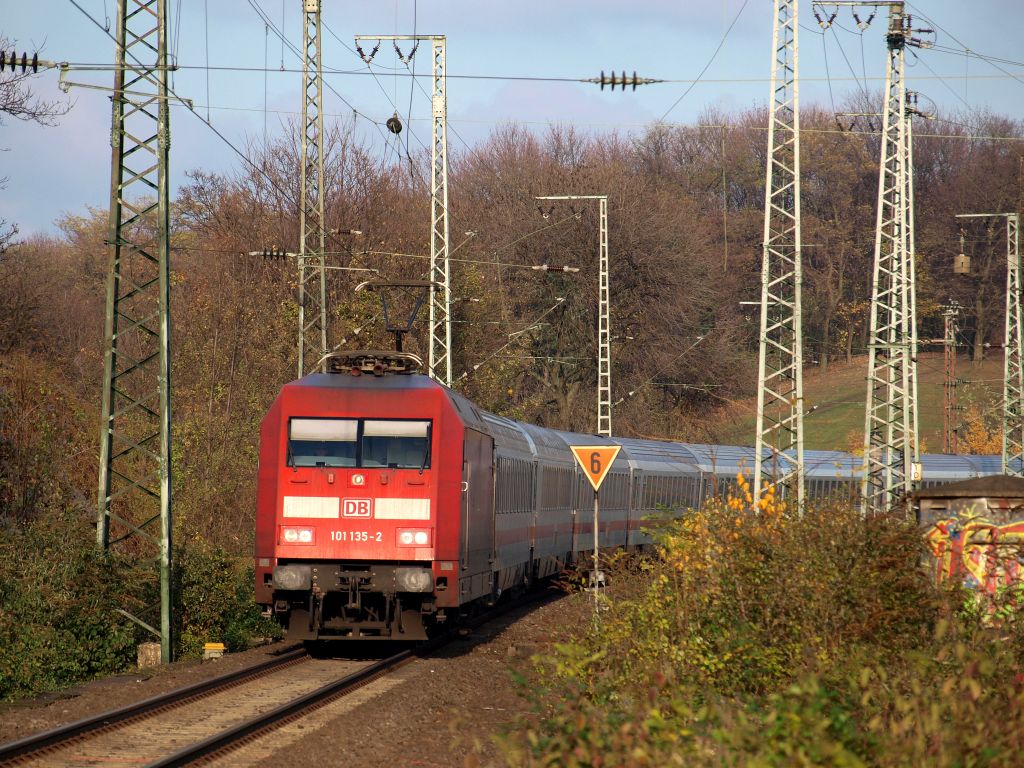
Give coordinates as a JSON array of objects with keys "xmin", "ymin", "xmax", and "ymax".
[{"xmin": 254, "ymin": 350, "xmax": 1000, "ymax": 643}]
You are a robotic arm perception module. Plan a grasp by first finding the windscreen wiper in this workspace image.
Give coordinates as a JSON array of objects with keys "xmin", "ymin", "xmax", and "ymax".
[{"xmin": 419, "ymin": 441, "xmax": 430, "ymax": 475}]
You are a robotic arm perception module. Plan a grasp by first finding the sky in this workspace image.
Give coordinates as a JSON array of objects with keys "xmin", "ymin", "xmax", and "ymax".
[{"xmin": 2, "ymin": 0, "xmax": 1023, "ymax": 236}]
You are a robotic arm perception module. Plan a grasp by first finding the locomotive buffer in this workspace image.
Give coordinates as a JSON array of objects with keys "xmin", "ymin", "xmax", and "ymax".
[{"xmin": 570, "ymin": 445, "xmax": 622, "ymax": 616}]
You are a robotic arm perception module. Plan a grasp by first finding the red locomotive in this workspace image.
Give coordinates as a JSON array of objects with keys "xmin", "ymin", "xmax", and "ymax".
[{"xmin": 254, "ymin": 350, "xmax": 651, "ymax": 643}]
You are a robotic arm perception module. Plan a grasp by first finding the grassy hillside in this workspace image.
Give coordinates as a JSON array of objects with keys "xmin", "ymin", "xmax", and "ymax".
[{"xmin": 709, "ymin": 352, "xmax": 1004, "ymax": 452}]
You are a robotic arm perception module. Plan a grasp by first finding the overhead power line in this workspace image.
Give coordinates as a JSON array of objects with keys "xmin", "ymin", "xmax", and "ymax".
[
  {"xmin": 170, "ymin": 100, "xmax": 1024, "ymax": 143},
  {"xmin": 906, "ymin": 2, "xmax": 1024, "ymax": 90},
  {"xmin": 64, "ymin": 0, "xmax": 390, "ymax": 271},
  {"xmin": 46, "ymin": 59, "xmax": 1024, "ymax": 85},
  {"xmin": 660, "ymin": 0, "xmax": 753, "ymax": 120}
]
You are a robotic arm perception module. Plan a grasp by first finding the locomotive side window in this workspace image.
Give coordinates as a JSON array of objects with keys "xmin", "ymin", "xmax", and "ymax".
[
  {"xmin": 361, "ymin": 420, "xmax": 431, "ymax": 469},
  {"xmin": 289, "ymin": 418, "xmax": 358, "ymax": 467}
]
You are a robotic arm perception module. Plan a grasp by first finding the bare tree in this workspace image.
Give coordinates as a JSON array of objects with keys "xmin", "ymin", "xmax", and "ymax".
[{"xmin": 0, "ymin": 36, "xmax": 71, "ymax": 253}]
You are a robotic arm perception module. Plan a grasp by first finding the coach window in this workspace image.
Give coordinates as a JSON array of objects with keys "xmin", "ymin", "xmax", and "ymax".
[
  {"xmin": 361, "ymin": 420, "xmax": 432, "ymax": 469},
  {"xmin": 289, "ymin": 418, "xmax": 358, "ymax": 468}
]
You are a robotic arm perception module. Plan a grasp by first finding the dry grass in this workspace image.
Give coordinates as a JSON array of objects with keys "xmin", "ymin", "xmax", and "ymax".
[{"xmin": 709, "ymin": 352, "xmax": 1004, "ymax": 452}]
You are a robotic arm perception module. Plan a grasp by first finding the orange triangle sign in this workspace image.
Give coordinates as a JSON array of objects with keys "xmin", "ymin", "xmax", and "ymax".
[{"xmin": 570, "ymin": 445, "xmax": 622, "ymax": 492}]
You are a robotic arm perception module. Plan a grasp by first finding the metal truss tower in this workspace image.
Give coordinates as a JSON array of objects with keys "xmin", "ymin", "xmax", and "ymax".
[
  {"xmin": 862, "ymin": 3, "xmax": 923, "ymax": 513},
  {"xmin": 1005, "ymin": 213, "xmax": 1023, "ymax": 475},
  {"xmin": 942, "ymin": 303, "xmax": 960, "ymax": 454},
  {"xmin": 298, "ymin": 0, "xmax": 327, "ymax": 377},
  {"xmin": 536, "ymin": 194, "xmax": 611, "ymax": 436},
  {"xmin": 597, "ymin": 197, "xmax": 611, "ymax": 437},
  {"xmin": 96, "ymin": 0, "xmax": 173, "ymax": 662},
  {"xmin": 355, "ymin": 34, "xmax": 450, "ymax": 385},
  {"xmin": 957, "ymin": 213, "xmax": 1022, "ymax": 474},
  {"xmin": 905, "ymin": 95, "xmax": 921, "ymax": 464},
  {"xmin": 428, "ymin": 37, "xmax": 452, "ymax": 386},
  {"xmin": 753, "ymin": 0, "xmax": 805, "ymax": 509}
]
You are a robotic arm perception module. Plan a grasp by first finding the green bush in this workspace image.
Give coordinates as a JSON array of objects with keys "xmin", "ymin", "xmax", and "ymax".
[
  {"xmin": 0, "ymin": 511, "xmax": 142, "ymax": 700},
  {"xmin": 0, "ymin": 513, "xmax": 282, "ymax": 698},
  {"xmin": 175, "ymin": 539, "xmax": 281, "ymax": 658},
  {"xmin": 505, "ymin": 497, "xmax": 1024, "ymax": 767}
]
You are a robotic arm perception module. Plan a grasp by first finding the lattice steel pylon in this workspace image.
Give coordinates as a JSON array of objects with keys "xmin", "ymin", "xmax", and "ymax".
[
  {"xmin": 905, "ymin": 95, "xmax": 921, "ymax": 465},
  {"xmin": 753, "ymin": 0, "xmax": 805, "ymax": 510},
  {"xmin": 535, "ymin": 194, "xmax": 611, "ymax": 436},
  {"xmin": 597, "ymin": 197, "xmax": 611, "ymax": 437},
  {"xmin": 942, "ymin": 303, "xmax": 960, "ymax": 454},
  {"xmin": 957, "ymin": 213, "xmax": 1023, "ymax": 475},
  {"xmin": 862, "ymin": 4, "xmax": 920, "ymax": 514},
  {"xmin": 96, "ymin": 0, "xmax": 174, "ymax": 662},
  {"xmin": 1005, "ymin": 214, "xmax": 1023, "ymax": 475},
  {"xmin": 298, "ymin": 0, "xmax": 327, "ymax": 377},
  {"xmin": 355, "ymin": 35, "xmax": 451, "ymax": 384},
  {"xmin": 428, "ymin": 37, "xmax": 452, "ymax": 386}
]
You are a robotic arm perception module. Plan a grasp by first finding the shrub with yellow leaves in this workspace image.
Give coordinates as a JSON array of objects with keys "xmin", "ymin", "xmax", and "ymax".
[{"xmin": 502, "ymin": 491, "xmax": 1024, "ymax": 767}]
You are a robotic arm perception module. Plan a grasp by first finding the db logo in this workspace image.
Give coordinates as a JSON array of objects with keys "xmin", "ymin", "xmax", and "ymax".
[{"xmin": 342, "ymin": 498, "xmax": 373, "ymax": 518}]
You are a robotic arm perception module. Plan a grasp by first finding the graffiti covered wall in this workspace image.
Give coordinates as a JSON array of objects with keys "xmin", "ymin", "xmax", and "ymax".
[{"xmin": 925, "ymin": 511, "xmax": 1024, "ymax": 594}]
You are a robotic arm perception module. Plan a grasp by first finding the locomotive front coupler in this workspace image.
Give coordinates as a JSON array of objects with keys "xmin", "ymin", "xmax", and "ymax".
[
  {"xmin": 344, "ymin": 577, "xmax": 363, "ymax": 611},
  {"xmin": 309, "ymin": 584, "xmax": 324, "ymax": 631}
]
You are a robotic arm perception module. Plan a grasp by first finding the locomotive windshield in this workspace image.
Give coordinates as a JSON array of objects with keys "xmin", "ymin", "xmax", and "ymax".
[
  {"xmin": 289, "ymin": 418, "xmax": 358, "ymax": 467},
  {"xmin": 288, "ymin": 418, "xmax": 431, "ymax": 469},
  {"xmin": 361, "ymin": 420, "xmax": 430, "ymax": 469}
]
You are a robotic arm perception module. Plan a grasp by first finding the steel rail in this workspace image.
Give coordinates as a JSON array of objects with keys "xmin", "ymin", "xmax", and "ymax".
[
  {"xmin": 149, "ymin": 647, "xmax": 419, "ymax": 767},
  {"xmin": 0, "ymin": 646, "xmax": 307, "ymax": 764},
  {"xmin": 151, "ymin": 589, "xmax": 559, "ymax": 766}
]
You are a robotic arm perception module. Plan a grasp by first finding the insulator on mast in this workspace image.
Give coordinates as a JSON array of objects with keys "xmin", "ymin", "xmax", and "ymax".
[{"xmin": 1, "ymin": 50, "xmax": 39, "ymax": 73}]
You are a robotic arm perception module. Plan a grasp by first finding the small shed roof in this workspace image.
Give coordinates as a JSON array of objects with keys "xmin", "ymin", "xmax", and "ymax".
[{"xmin": 912, "ymin": 474, "xmax": 1024, "ymax": 499}]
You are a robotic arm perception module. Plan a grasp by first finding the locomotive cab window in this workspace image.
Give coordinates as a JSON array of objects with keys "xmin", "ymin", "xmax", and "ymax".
[
  {"xmin": 289, "ymin": 418, "xmax": 358, "ymax": 467},
  {"xmin": 362, "ymin": 420, "xmax": 431, "ymax": 469}
]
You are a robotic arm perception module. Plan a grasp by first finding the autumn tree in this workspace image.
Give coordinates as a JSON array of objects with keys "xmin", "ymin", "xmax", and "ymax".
[{"xmin": 913, "ymin": 111, "xmax": 1023, "ymax": 364}]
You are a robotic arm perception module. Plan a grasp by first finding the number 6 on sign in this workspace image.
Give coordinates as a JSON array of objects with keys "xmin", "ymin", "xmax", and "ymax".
[{"xmin": 571, "ymin": 445, "xmax": 622, "ymax": 491}]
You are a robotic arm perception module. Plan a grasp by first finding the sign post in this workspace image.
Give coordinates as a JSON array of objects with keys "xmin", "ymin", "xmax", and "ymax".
[{"xmin": 570, "ymin": 445, "xmax": 622, "ymax": 619}]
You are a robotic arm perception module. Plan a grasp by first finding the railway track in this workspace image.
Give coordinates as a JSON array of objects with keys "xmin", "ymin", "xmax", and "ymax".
[
  {"xmin": 0, "ymin": 590, "xmax": 556, "ymax": 767},
  {"xmin": 0, "ymin": 645, "xmax": 382, "ymax": 767}
]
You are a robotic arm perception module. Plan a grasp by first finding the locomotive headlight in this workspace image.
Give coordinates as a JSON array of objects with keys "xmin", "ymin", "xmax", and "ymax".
[
  {"xmin": 281, "ymin": 526, "xmax": 314, "ymax": 545},
  {"xmin": 352, "ymin": 473, "xmax": 366, "ymax": 486},
  {"xmin": 272, "ymin": 564, "xmax": 311, "ymax": 590},
  {"xmin": 396, "ymin": 529, "xmax": 430, "ymax": 547},
  {"xmin": 395, "ymin": 567, "xmax": 433, "ymax": 592}
]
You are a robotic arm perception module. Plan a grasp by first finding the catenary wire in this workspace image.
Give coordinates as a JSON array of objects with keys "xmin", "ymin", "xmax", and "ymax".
[
  {"xmin": 169, "ymin": 101, "xmax": 1024, "ymax": 143},
  {"xmin": 456, "ymin": 298, "xmax": 571, "ymax": 382},
  {"xmin": 172, "ymin": 211, "xmax": 581, "ymax": 272},
  {"xmin": 65, "ymin": 0, "xmax": 389, "ymax": 271},
  {"xmin": 321, "ymin": 17, "xmax": 431, "ymax": 168},
  {"xmin": 52, "ymin": 58, "xmax": 1024, "ymax": 86},
  {"xmin": 905, "ymin": 3, "xmax": 1024, "ymax": 91},
  {"xmin": 660, "ymin": 0, "xmax": 752, "ymax": 121}
]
